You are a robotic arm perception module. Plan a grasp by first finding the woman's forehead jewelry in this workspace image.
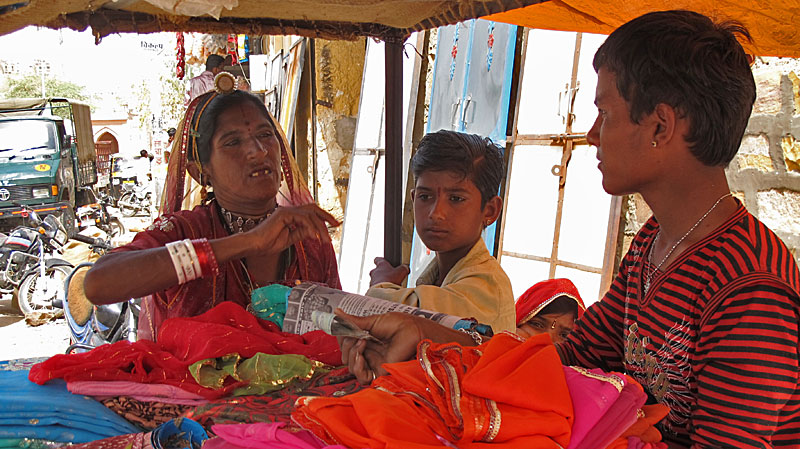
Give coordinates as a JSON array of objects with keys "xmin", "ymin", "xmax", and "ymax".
[{"xmin": 214, "ymin": 72, "xmax": 236, "ymax": 94}]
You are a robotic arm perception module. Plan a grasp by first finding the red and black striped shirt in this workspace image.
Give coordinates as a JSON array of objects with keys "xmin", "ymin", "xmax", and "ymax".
[{"xmin": 559, "ymin": 202, "xmax": 800, "ymax": 448}]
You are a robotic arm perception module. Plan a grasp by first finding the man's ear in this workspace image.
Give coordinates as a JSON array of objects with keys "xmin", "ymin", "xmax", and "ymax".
[
  {"xmin": 482, "ymin": 195, "xmax": 503, "ymax": 227},
  {"xmin": 650, "ymin": 103, "xmax": 678, "ymax": 147}
]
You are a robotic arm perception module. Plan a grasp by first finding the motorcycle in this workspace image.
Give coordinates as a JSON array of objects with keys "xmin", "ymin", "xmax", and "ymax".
[
  {"xmin": 75, "ymin": 189, "xmax": 126, "ymax": 238},
  {"xmin": 117, "ymin": 181, "xmax": 153, "ymax": 217},
  {"xmin": 0, "ymin": 205, "xmax": 72, "ymax": 314},
  {"xmin": 56, "ymin": 235, "xmax": 139, "ymax": 353}
]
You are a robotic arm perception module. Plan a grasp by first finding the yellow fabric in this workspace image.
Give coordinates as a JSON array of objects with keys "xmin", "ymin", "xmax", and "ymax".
[
  {"xmin": 485, "ymin": 1, "xmax": 800, "ymax": 57},
  {"xmin": 366, "ymin": 239, "xmax": 516, "ymax": 332}
]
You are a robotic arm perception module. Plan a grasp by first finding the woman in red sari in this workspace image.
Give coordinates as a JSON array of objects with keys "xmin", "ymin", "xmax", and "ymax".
[
  {"xmin": 515, "ymin": 278, "xmax": 586, "ymax": 343},
  {"xmin": 83, "ymin": 76, "xmax": 341, "ymax": 340}
]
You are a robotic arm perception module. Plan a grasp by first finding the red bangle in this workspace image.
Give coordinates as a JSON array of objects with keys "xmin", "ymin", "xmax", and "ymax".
[{"xmin": 191, "ymin": 238, "xmax": 219, "ymax": 277}]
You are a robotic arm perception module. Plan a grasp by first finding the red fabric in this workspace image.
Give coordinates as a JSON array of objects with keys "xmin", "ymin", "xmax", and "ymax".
[
  {"xmin": 28, "ymin": 302, "xmax": 341, "ymax": 399},
  {"xmin": 515, "ymin": 278, "xmax": 586, "ymax": 326},
  {"xmin": 114, "ymin": 201, "xmax": 341, "ymax": 341}
]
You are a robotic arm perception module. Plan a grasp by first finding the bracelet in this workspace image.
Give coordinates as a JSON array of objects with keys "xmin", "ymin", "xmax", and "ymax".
[
  {"xmin": 458, "ymin": 328, "xmax": 483, "ymax": 346},
  {"xmin": 191, "ymin": 238, "xmax": 220, "ymax": 277},
  {"xmin": 183, "ymin": 238, "xmax": 203, "ymax": 277},
  {"xmin": 166, "ymin": 239, "xmax": 199, "ymax": 284}
]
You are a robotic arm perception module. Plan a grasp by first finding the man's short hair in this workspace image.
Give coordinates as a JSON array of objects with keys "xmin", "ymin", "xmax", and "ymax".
[
  {"xmin": 206, "ymin": 54, "xmax": 226, "ymax": 72},
  {"xmin": 593, "ymin": 10, "xmax": 756, "ymax": 167},
  {"xmin": 411, "ymin": 130, "xmax": 504, "ymax": 206}
]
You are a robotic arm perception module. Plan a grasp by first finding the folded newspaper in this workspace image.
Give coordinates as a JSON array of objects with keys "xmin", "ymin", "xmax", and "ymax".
[{"xmin": 282, "ymin": 283, "xmax": 464, "ymax": 336}]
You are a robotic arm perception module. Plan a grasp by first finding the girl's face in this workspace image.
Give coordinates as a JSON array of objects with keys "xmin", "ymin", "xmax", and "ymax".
[
  {"xmin": 516, "ymin": 312, "xmax": 577, "ymax": 344},
  {"xmin": 203, "ymin": 101, "xmax": 282, "ymax": 215}
]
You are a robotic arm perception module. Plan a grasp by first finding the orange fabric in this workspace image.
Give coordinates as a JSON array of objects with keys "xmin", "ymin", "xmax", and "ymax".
[
  {"xmin": 485, "ymin": 1, "xmax": 800, "ymax": 57},
  {"xmin": 292, "ymin": 333, "xmax": 573, "ymax": 448}
]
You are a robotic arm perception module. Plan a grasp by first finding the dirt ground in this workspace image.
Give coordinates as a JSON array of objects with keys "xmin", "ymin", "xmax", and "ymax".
[{"xmin": 0, "ymin": 216, "xmax": 151, "ymax": 362}]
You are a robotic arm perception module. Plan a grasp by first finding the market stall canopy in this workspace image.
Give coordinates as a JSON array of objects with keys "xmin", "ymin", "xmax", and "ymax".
[
  {"xmin": 0, "ymin": 0, "xmax": 543, "ymax": 40},
  {"xmin": 485, "ymin": 0, "xmax": 800, "ymax": 57}
]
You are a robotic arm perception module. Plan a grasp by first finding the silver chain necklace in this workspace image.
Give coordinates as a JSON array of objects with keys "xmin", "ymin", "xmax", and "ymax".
[{"xmin": 643, "ymin": 192, "xmax": 732, "ymax": 295}]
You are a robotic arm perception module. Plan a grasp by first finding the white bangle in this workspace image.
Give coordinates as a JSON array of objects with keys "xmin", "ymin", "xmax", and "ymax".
[
  {"xmin": 166, "ymin": 241, "xmax": 187, "ymax": 284},
  {"xmin": 166, "ymin": 240, "xmax": 200, "ymax": 284},
  {"xmin": 181, "ymin": 239, "xmax": 203, "ymax": 277}
]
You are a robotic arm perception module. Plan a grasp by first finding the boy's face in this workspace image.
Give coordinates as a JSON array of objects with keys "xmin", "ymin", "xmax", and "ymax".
[
  {"xmin": 412, "ymin": 170, "xmax": 498, "ymax": 256},
  {"xmin": 587, "ymin": 68, "xmax": 658, "ymax": 196}
]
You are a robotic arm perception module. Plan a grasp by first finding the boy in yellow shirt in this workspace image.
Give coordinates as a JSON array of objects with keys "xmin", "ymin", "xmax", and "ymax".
[{"xmin": 366, "ymin": 130, "xmax": 515, "ymax": 332}]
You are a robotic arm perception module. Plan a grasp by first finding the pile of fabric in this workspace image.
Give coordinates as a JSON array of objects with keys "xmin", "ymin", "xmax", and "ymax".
[{"xmin": 0, "ymin": 303, "xmax": 668, "ymax": 448}]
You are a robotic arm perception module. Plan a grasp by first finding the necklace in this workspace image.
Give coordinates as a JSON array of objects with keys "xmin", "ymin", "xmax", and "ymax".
[
  {"xmin": 643, "ymin": 192, "xmax": 732, "ymax": 295},
  {"xmin": 219, "ymin": 205, "xmax": 276, "ymax": 234}
]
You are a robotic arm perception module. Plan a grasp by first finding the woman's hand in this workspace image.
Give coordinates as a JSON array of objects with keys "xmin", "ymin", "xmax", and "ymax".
[
  {"xmin": 246, "ymin": 204, "xmax": 339, "ymax": 255},
  {"xmin": 369, "ymin": 257, "xmax": 410, "ymax": 286},
  {"xmin": 337, "ymin": 311, "xmax": 424, "ymax": 384}
]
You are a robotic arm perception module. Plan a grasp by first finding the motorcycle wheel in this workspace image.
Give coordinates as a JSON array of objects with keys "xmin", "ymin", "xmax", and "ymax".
[
  {"xmin": 17, "ymin": 265, "xmax": 72, "ymax": 315},
  {"xmin": 118, "ymin": 193, "xmax": 138, "ymax": 217},
  {"xmin": 108, "ymin": 217, "xmax": 125, "ymax": 238}
]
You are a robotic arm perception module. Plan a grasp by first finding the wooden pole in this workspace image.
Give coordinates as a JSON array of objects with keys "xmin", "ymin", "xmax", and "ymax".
[{"xmin": 384, "ymin": 37, "xmax": 404, "ymax": 266}]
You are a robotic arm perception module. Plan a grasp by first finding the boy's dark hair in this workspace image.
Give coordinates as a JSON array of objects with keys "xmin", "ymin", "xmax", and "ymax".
[
  {"xmin": 411, "ymin": 130, "xmax": 504, "ymax": 206},
  {"xmin": 205, "ymin": 54, "xmax": 225, "ymax": 72},
  {"xmin": 593, "ymin": 10, "xmax": 756, "ymax": 167}
]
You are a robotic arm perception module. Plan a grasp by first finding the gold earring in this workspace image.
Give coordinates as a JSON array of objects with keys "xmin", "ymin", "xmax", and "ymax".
[
  {"xmin": 651, "ymin": 141, "xmax": 657, "ymax": 147},
  {"xmin": 551, "ymin": 321, "xmax": 557, "ymax": 329}
]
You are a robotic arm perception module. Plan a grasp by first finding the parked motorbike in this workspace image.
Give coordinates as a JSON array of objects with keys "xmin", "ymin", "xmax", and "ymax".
[
  {"xmin": 57, "ymin": 235, "xmax": 139, "ymax": 353},
  {"xmin": 75, "ymin": 189, "xmax": 126, "ymax": 238},
  {"xmin": 117, "ymin": 181, "xmax": 153, "ymax": 217},
  {"xmin": 0, "ymin": 205, "xmax": 72, "ymax": 314}
]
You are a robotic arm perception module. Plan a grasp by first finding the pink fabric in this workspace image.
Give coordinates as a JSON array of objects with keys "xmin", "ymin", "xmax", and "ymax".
[
  {"xmin": 574, "ymin": 382, "xmax": 647, "ymax": 449},
  {"xmin": 563, "ymin": 366, "xmax": 626, "ymax": 449},
  {"xmin": 67, "ymin": 381, "xmax": 209, "ymax": 406},
  {"xmin": 206, "ymin": 422, "xmax": 348, "ymax": 449}
]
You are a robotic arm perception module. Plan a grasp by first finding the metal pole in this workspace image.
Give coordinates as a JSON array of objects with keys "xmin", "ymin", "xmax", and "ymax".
[{"xmin": 384, "ymin": 37, "xmax": 403, "ymax": 266}]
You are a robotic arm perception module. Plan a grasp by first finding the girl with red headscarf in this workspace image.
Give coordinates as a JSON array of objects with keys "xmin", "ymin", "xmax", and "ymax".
[{"xmin": 515, "ymin": 278, "xmax": 586, "ymax": 343}]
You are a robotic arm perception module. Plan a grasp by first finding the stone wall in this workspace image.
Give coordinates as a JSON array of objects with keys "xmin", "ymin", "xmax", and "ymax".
[{"xmin": 620, "ymin": 57, "xmax": 800, "ymax": 266}]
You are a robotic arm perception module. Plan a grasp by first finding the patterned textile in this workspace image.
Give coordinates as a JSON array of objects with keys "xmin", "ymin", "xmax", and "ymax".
[
  {"xmin": 293, "ymin": 333, "xmax": 575, "ymax": 448},
  {"xmin": 559, "ymin": 200, "xmax": 800, "ymax": 448},
  {"xmin": 28, "ymin": 302, "xmax": 342, "ymax": 400},
  {"xmin": 100, "ymin": 397, "xmax": 190, "ymax": 431},
  {"xmin": 181, "ymin": 367, "xmax": 361, "ymax": 427}
]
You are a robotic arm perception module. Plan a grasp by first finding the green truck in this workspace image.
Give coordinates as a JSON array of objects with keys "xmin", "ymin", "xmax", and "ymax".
[{"xmin": 0, "ymin": 98, "xmax": 98, "ymax": 236}]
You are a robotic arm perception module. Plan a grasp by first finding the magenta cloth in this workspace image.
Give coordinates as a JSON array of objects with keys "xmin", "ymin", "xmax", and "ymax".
[
  {"xmin": 205, "ymin": 422, "xmax": 349, "ymax": 449},
  {"xmin": 563, "ymin": 366, "xmax": 626, "ymax": 449},
  {"xmin": 68, "ymin": 380, "xmax": 209, "ymax": 406},
  {"xmin": 573, "ymin": 382, "xmax": 647, "ymax": 449}
]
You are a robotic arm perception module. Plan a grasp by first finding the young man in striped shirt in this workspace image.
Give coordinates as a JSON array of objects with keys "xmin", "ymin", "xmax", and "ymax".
[{"xmin": 339, "ymin": 10, "xmax": 800, "ymax": 448}]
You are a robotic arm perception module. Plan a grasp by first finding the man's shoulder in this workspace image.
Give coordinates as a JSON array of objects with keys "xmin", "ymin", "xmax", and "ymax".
[{"xmin": 714, "ymin": 210, "xmax": 800, "ymax": 290}]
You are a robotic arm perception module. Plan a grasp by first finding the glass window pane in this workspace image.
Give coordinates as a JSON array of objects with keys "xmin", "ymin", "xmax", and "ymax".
[
  {"xmin": 571, "ymin": 33, "xmax": 606, "ymax": 133},
  {"xmin": 516, "ymin": 30, "xmax": 577, "ymax": 135},
  {"xmin": 554, "ymin": 265, "xmax": 602, "ymax": 306},
  {"xmin": 501, "ymin": 256, "xmax": 551, "ymax": 300},
  {"xmin": 557, "ymin": 145, "xmax": 612, "ymax": 269},
  {"xmin": 501, "ymin": 145, "xmax": 561, "ymax": 258}
]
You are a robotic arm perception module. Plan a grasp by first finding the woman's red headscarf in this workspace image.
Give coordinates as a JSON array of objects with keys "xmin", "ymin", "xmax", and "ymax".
[{"xmin": 515, "ymin": 278, "xmax": 586, "ymax": 327}]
